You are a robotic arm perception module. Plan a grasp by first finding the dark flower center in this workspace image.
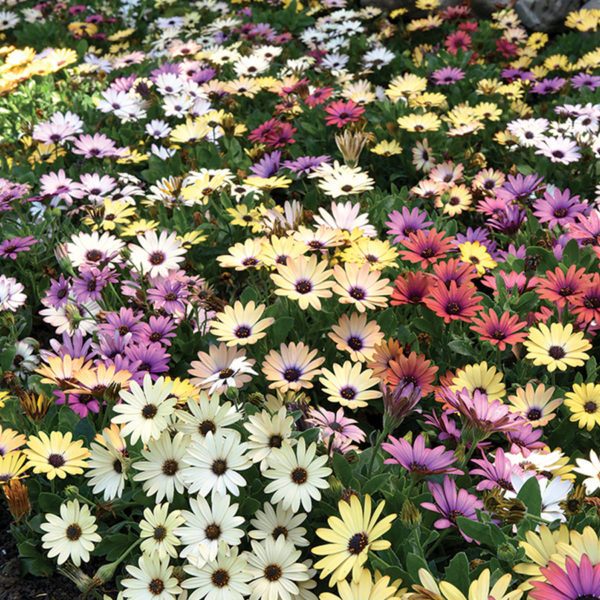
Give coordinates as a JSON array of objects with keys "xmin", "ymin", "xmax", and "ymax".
[
  {"xmin": 150, "ymin": 251, "xmax": 165, "ymax": 265},
  {"xmin": 340, "ymin": 386, "xmax": 356, "ymax": 400},
  {"xmin": 497, "ymin": 478, "xmax": 512, "ymax": 490},
  {"xmin": 584, "ymin": 296, "xmax": 600, "ymax": 309},
  {"xmin": 199, "ymin": 420, "xmax": 216, "ymax": 436},
  {"xmin": 269, "ymin": 435, "xmax": 283, "ymax": 448},
  {"xmin": 491, "ymin": 329, "xmax": 506, "ymax": 340},
  {"xmin": 235, "ymin": 326, "xmax": 251, "ymax": 338},
  {"xmin": 164, "ymin": 292, "xmax": 177, "ymax": 301},
  {"xmin": 284, "ymin": 367, "xmax": 301, "ymax": 382},
  {"xmin": 211, "ymin": 569, "xmax": 230, "ymax": 588},
  {"xmin": 341, "ymin": 184, "xmax": 354, "ymax": 192},
  {"xmin": 149, "ymin": 332, "xmax": 162, "ymax": 342},
  {"xmin": 153, "ymin": 525, "xmax": 167, "ymax": 541},
  {"xmin": 329, "ymin": 421, "xmax": 343, "ymax": 432},
  {"xmin": 408, "ymin": 462, "xmax": 429, "ymax": 473},
  {"xmin": 57, "ymin": 288, "xmax": 68, "ymax": 299},
  {"xmin": 264, "ymin": 564, "xmax": 282, "ymax": 581},
  {"xmin": 87, "ymin": 279, "xmax": 97, "ymax": 291},
  {"xmin": 446, "ymin": 302, "xmax": 461, "ymax": 315},
  {"xmin": 365, "ymin": 254, "xmax": 378, "ymax": 263},
  {"xmin": 113, "ymin": 459, "xmax": 123, "ymax": 473},
  {"xmin": 66, "ymin": 524, "xmax": 82, "ymax": 541},
  {"xmin": 242, "ymin": 257, "xmax": 258, "ymax": 266},
  {"xmin": 291, "ymin": 467, "xmax": 308, "ymax": 484},
  {"xmin": 552, "ymin": 150, "xmax": 564, "ymax": 159},
  {"xmin": 295, "ymin": 279, "xmax": 312, "ymax": 294},
  {"xmin": 48, "ymin": 453, "xmax": 65, "ymax": 468},
  {"xmin": 86, "ymin": 249, "xmax": 102, "ymax": 262},
  {"xmin": 421, "ymin": 248, "xmax": 434, "ymax": 258},
  {"xmin": 142, "ymin": 404, "xmax": 158, "ymax": 418},
  {"xmin": 219, "ymin": 368, "xmax": 234, "ymax": 379},
  {"xmin": 548, "ymin": 345, "xmax": 565, "ymax": 359},
  {"xmin": 148, "ymin": 578, "xmax": 164, "ymax": 595},
  {"xmin": 118, "ymin": 325, "xmax": 130, "ymax": 335},
  {"xmin": 584, "ymin": 401, "xmax": 598, "ymax": 414},
  {"xmin": 212, "ymin": 459, "xmax": 227, "ymax": 475},
  {"xmin": 559, "ymin": 286, "xmax": 573, "ymax": 296},
  {"xmin": 162, "ymin": 459, "xmax": 178, "ymax": 476},
  {"xmin": 205, "ymin": 523, "xmax": 221, "ymax": 540},
  {"xmin": 347, "ymin": 532, "xmax": 368, "ymax": 554},
  {"xmin": 527, "ymin": 408, "xmax": 542, "ymax": 421},
  {"xmin": 347, "ymin": 336, "xmax": 363, "ymax": 350},
  {"xmin": 448, "ymin": 509, "xmax": 464, "ymax": 524},
  {"xmin": 273, "ymin": 525, "xmax": 288, "ymax": 539},
  {"xmin": 349, "ymin": 287, "xmax": 365, "ymax": 300},
  {"xmin": 553, "ymin": 208, "xmax": 567, "ymax": 218}
]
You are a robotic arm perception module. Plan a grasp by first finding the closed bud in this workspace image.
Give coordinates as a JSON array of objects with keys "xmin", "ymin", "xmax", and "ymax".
[
  {"xmin": 498, "ymin": 542, "xmax": 517, "ymax": 563},
  {"xmin": 3, "ymin": 479, "xmax": 31, "ymax": 521},
  {"xmin": 401, "ymin": 499, "xmax": 421, "ymax": 528}
]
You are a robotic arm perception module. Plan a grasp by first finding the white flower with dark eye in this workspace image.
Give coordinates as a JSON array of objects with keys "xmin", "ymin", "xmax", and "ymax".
[{"xmin": 121, "ymin": 553, "xmax": 181, "ymax": 600}]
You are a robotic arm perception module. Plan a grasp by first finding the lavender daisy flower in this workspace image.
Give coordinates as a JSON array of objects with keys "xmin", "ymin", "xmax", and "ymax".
[
  {"xmin": 67, "ymin": 392, "xmax": 101, "ymax": 418},
  {"xmin": 147, "ymin": 279, "xmax": 189, "ymax": 315},
  {"xmin": 138, "ymin": 316, "xmax": 177, "ymax": 347},
  {"xmin": 45, "ymin": 331, "xmax": 95, "ymax": 362},
  {"xmin": 97, "ymin": 307, "xmax": 146, "ymax": 342},
  {"xmin": 72, "ymin": 133, "xmax": 118, "ymax": 159},
  {"xmin": 281, "ymin": 155, "xmax": 331, "ymax": 175},
  {"xmin": 470, "ymin": 448, "xmax": 515, "ymax": 491},
  {"xmin": 385, "ymin": 207, "xmax": 433, "ymax": 243},
  {"xmin": 421, "ymin": 476, "xmax": 483, "ymax": 541},
  {"xmin": 40, "ymin": 170, "xmax": 81, "ymax": 206},
  {"xmin": 43, "ymin": 275, "xmax": 72, "ymax": 309},
  {"xmin": 497, "ymin": 173, "xmax": 544, "ymax": 203},
  {"xmin": 505, "ymin": 422, "xmax": 545, "ymax": 456},
  {"xmin": 533, "ymin": 187, "xmax": 587, "ymax": 229},
  {"xmin": 530, "ymin": 77, "xmax": 567, "ymax": 94},
  {"xmin": 382, "ymin": 434, "xmax": 463, "ymax": 476},
  {"xmin": 424, "ymin": 411, "xmax": 462, "ymax": 446},
  {"xmin": 93, "ymin": 331, "xmax": 132, "ymax": 363},
  {"xmin": 125, "ymin": 342, "xmax": 170, "ymax": 383},
  {"xmin": 571, "ymin": 73, "xmax": 600, "ymax": 91},
  {"xmin": 72, "ymin": 266, "xmax": 117, "ymax": 303},
  {"xmin": 0, "ymin": 180, "xmax": 29, "ymax": 212},
  {"xmin": 249, "ymin": 151, "xmax": 281, "ymax": 178},
  {"xmin": 501, "ymin": 68, "xmax": 534, "ymax": 82},
  {"xmin": 0, "ymin": 236, "xmax": 37, "ymax": 259},
  {"xmin": 382, "ymin": 381, "xmax": 421, "ymax": 427},
  {"xmin": 431, "ymin": 66, "xmax": 465, "ymax": 85},
  {"xmin": 487, "ymin": 205, "xmax": 526, "ymax": 235}
]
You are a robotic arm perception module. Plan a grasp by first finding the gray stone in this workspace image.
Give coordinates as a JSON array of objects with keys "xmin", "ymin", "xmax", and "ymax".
[{"xmin": 582, "ymin": 0, "xmax": 600, "ymax": 9}]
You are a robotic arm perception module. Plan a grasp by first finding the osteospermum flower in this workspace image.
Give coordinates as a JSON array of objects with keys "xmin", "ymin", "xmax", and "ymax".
[
  {"xmin": 574, "ymin": 450, "xmax": 600, "ymax": 494},
  {"xmin": 382, "ymin": 434, "xmax": 462, "ymax": 475},
  {"xmin": 271, "ymin": 255, "xmax": 334, "ymax": 311},
  {"xmin": 244, "ymin": 407, "xmax": 295, "ymax": 470},
  {"xmin": 313, "ymin": 494, "xmax": 396, "ymax": 584},
  {"xmin": 209, "ymin": 301, "xmax": 274, "ymax": 346},
  {"xmin": 565, "ymin": 383, "xmax": 600, "ymax": 431},
  {"xmin": 398, "ymin": 229, "xmax": 455, "ymax": 268},
  {"xmin": 421, "ymin": 476, "xmax": 483, "ymax": 542},
  {"xmin": 328, "ymin": 312, "xmax": 384, "ymax": 362},
  {"xmin": 507, "ymin": 383, "xmax": 562, "ymax": 427},
  {"xmin": 261, "ymin": 342, "xmax": 324, "ymax": 392},
  {"xmin": 85, "ymin": 429, "xmax": 127, "ymax": 501},
  {"xmin": 315, "ymin": 163, "xmax": 375, "ymax": 198},
  {"xmin": 320, "ymin": 568, "xmax": 403, "ymax": 600},
  {"xmin": 128, "ymin": 230, "xmax": 186, "ymax": 278},
  {"xmin": 0, "ymin": 275, "xmax": 27, "ymax": 311},
  {"xmin": 470, "ymin": 309, "xmax": 528, "ymax": 351},
  {"xmin": 458, "ymin": 241, "xmax": 497, "ymax": 276},
  {"xmin": 319, "ymin": 361, "xmax": 381, "ymax": 409},
  {"xmin": 23, "ymin": 431, "xmax": 90, "ymax": 480},
  {"xmin": 112, "ymin": 375, "xmax": 177, "ymax": 445},
  {"xmin": 332, "ymin": 263, "xmax": 393, "ymax": 312},
  {"xmin": 451, "ymin": 362, "xmax": 505, "ymax": 401},
  {"xmin": 536, "ymin": 265, "xmax": 590, "ymax": 309},
  {"xmin": 121, "ymin": 553, "xmax": 181, "ymax": 600},
  {"xmin": 324, "ymin": 100, "xmax": 365, "ymax": 128},
  {"xmin": 524, "ymin": 323, "xmax": 591, "ymax": 372},
  {"xmin": 40, "ymin": 500, "xmax": 101, "ymax": 566},
  {"xmin": 140, "ymin": 503, "xmax": 185, "ymax": 560},
  {"xmin": 423, "ymin": 282, "xmax": 483, "ymax": 323},
  {"xmin": 530, "ymin": 555, "xmax": 600, "ymax": 600}
]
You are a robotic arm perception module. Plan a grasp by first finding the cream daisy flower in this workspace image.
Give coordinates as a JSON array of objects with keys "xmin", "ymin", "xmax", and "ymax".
[
  {"xmin": 182, "ymin": 544, "xmax": 251, "ymax": 600},
  {"xmin": 182, "ymin": 430, "xmax": 251, "ymax": 497},
  {"xmin": 128, "ymin": 229, "xmax": 186, "ymax": 278},
  {"xmin": 121, "ymin": 553, "xmax": 181, "ymax": 600},
  {"xmin": 217, "ymin": 238, "xmax": 265, "ymax": 271},
  {"xmin": 85, "ymin": 429, "xmax": 127, "ymax": 501},
  {"xmin": 573, "ymin": 450, "xmax": 600, "ymax": 494},
  {"xmin": 176, "ymin": 492, "xmax": 245, "ymax": 561},
  {"xmin": 263, "ymin": 437, "xmax": 332, "ymax": 512},
  {"xmin": 112, "ymin": 375, "xmax": 177, "ymax": 445},
  {"xmin": 249, "ymin": 502, "xmax": 309, "ymax": 547},
  {"xmin": 40, "ymin": 500, "xmax": 101, "ymax": 566},
  {"xmin": 245, "ymin": 536, "xmax": 309, "ymax": 600},
  {"xmin": 328, "ymin": 312, "xmax": 384, "ymax": 362},
  {"xmin": 261, "ymin": 342, "xmax": 325, "ymax": 392},
  {"xmin": 140, "ymin": 503, "xmax": 185, "ymax": 560},
  {"xmin": 244, "ymin": 407, "xmax": 295, "ymax": 470},
  {"xmin": 209, "ymin": 301, "xmax": 274, "ymax": 346},
  {"xmin": 315, "ymin": 162, "xmax": 375, "ymax": 198},
  {"xmin": 132, "ymin": 431, "xmax": 190, "ymax": 503},
  {"xmin": 175, "ymin": 393, "xmax": 240, "ymax": 440},
  {"xmin": 259, "ymin": 235, "xmax": 307, "ymax": 269},
  {"xmin": 332, "ymin": 263, "xmax": 392, "ymax": 312},
  {"xmin": 66, "ymin": 231, "xmax": 124, "ymax": 269},
  {"xmin": 319, "ymin": 361, "xmax": 382, "ymax": 409},
  {"xmin": 270, "ymin": 255, "xmax": 334, "ymax": 311}
]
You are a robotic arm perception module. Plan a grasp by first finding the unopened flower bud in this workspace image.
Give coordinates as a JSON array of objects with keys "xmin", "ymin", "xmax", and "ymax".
[{"xmin": 401, "ymin": 499, "xmax": 421, "ymax": 528}]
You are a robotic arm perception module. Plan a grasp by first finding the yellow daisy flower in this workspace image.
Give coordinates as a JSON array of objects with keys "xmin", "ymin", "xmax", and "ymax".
[
  {"xmin": 451, "ymin": 362, "xmax": 506, "ymax": 401},
  {"xmin": 23, "ymin": 431, "xmax": 90, "ymax": 480},
  {"xmin": 0, "ymin": 451, "xmax": 28, "ymax": 483},
  {"xmin": 524, "ymin": 323, "xmax": 591, "ymax": 372},
  {"xmin": 370, "ymin": 140, "xmax": 403, "ymax": 157},
  {"xmin": 320, "ymin": 568, "xmax": 403, "ymax": 600},
  {"xmin": 341, "ymin": 238, "xmax": 398, "ymax": 271},
  {"xmin": 319, "ymin": 361, "xmax": 381, "ymax": 409},
  {"xmin": 396, "ymin": 112, "xmax": 441, "ymax": 132},
  {"xmin": 458, "ymin": 241, "xmax": 496, "ymax": 276},
  {"xmin": 565, "ymin": 383, "xmax": 600, "ymax": 431}
]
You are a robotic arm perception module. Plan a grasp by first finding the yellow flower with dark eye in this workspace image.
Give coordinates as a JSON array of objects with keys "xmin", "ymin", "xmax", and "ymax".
[
  {"xmin": 397, "ymin": 112, "xmax": 441, "ymax": 132},
  {"xmin": 370, "ymin": 140, "xmax": 402, "ymax": 157},
  {"xmin": 565, "ymin": 383, "xmax": 600, "ymax": 431},
  {"xmin": 313, "ymin": 494, "xmax": 396, "ymax": 584},
  {"xmin": 67, "ymin": 22, "xmax": 98, "ymax": 36},
  {"xmin": 458, "ymin": 241, "xmax": 496, "ymax": 276},
  {"xmin": 210, "ymin": 301, "xmax": 274, "ymax": 346},
  {"xmin": 23, "ymin": 432, "xmax": 90, "ymax": 481}
]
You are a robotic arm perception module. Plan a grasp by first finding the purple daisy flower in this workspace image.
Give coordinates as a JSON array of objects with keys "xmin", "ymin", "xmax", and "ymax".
[
  {"xmin": 530, "ymin": 555, "xmax": 600, "ymax": 600},
  {"xmin": 97, "ymin": 307, "xmax": 145, "ymax": 342},
  {"xmin": 505, "ymin": 422, "xmax": 545, "ymax": 456},
  {"xmin": 530, "ymin": 77, "xmax": 567, "ymax": 95},
  {"xmin": 43, "ymin": 275, "xmax": 72, "ymax": 309},
  {"xmin": 249, "ymin": 151, "xmax": 281, "ymax": 178},
  {"xmin": 281, "ymin": 155, "xmax": 331, "ymax": 175},
  {"xmin": 139, "ymin": 316, "xmax": 177, "ymax": 347},
  {"xmin": 470, "ymin": 448, "xmax": 515, "ymax": 491},
  {"xmin": 0, "ymin": 236, "xmax": 37, "ymax": 259},
  {"xmin": 424, "ymin": 411, "xmax": 462, "ymax": 445},
  {"xmin": 382, "ymin": 434, "xmax": 462, "ymax": 475},
  {"xmin": 385, "ymin": 207, "xmax": 433, "ymax": 243},
  {"xmin": 487, "ymin": 205, "xmax": 526, "ymax": 235},
  {"xmin": 571, "ymin": 72, "xmax": 600, "ymax": 91},
  {"xmin": 533, "ymin": 187, "xmax": 587, "ymax": 229},
  {"xmin": 125, "ymin": 342, "xmax": 170, "ymax": 383},
  {"xmin": 421, "ymin": 476, "xmax": 483, "ymax": 541},
  {"xmin": 147, "ymin": 279, "xmax": 189, "ymax": 314},
  {"xmin": 72, "ymin": 266, "xmax": 117, "ymax": 303},
  {"xmin": 93, "ymin": 331, "xmax": 132, "ymax": 362},
  {"xmin": 496, "ymin": 173, "xmax": 544, "ymax": 203},
  {"xmin": 67, "ymin": 392, "xmax": 101, "ymax": 418},
  {"xmin": 501, "ymin": 68, "xmax": 534, "ymax": 82},
  {"xmin": 431, "ymin": 66, "xmax": 465, "ymax": 85},
  {"xmin": 43, "ymin": 331, "xmax": 95, "ymax": 362}
]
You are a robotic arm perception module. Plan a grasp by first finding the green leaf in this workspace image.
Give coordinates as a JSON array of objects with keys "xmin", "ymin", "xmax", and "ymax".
[
  {"xmin": 269, "ymin": 316, "xmax": 294, "ymax": 346},
  {"xmin": 406, "ymin": 552, "xmax": 428, "ymax": 575},
  {"xmin": 332, "ymin": 452, "xmax": 353, "ymax": 487},
  {"xmin": 561, "ymin": 239, "xmax": 580, "ymax": 266},
  {"xmin": 455, "ymin": 516, "xmax": 492, "ymax": 546},
  {"xmin": 444, "ymin": 552, "xmax": 470, "ymax": 593},
  {"xmin": 38, "ymin": 492, "xmax": 62, "ymax": 514},
  {"xmin": 74, "ymin": 418, "xmax": 95, "ymax": 443},
  {"xmin": 517, "ymin": 476, "xmax": 542, "ymax": 517},
  {"xmin": 447, "ymin": 339, "xmax": 474, "ymax": 357},
  {"xmin": 363, "ymin": 473, "xmax": 389, "ymax": 495}
]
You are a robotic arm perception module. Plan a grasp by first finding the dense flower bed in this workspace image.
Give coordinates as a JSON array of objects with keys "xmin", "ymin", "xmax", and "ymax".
[{"xmin": 2, "ymin": 0, "xmax": 600, "ymax": 599}]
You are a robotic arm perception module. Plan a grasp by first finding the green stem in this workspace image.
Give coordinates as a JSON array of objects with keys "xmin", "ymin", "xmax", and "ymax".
[{"xmin": 367, "ymin": 426, "xmax": 390, "ymax": 477}]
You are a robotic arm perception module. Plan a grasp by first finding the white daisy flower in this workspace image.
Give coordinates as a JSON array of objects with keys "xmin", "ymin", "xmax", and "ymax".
[
  {"xmin": 128, "ymin": 230, "xmax": 186, "ymax": 278},
  {"xmin": 263, "ymin": 437, "xmax": 331, "ymax": 512},
  {"xmin": 574, "ymin": 450, "xmax": 600, "ymax": 494},
  {"xmin": 244, "ymin": 536, "xmax": 309, "ymax": 600},
  {"xmin": 244, "ymin": 408, "xmax": 295, "ymax": 471},
  {"xmin": 0, "ymin": 275, "xmax": 27, "ymax": 312},
  {"xmin": 85, "ymin": 430, "xmax": 127, "ymax": 501},
  {"xmin": 249, "ymin": 502, "xmax": 308, "ymax": 547},
  {"xmin": 121, "ymin": 553, "xmax": 181, "ymax": 600},
  {"xmin": 175, "ymin": 393, "xmax": 240, "ymax": 440},
  {"xmin": 508, "ymin": 472, "xmax": 572, "ymax": 523},
  {"xmin": 176, "ymin": 492, "xmax": 244, "ymax": 562},
  {"xmin": 112, "ymin": 375, "xmax": 177, "ymax": 445},
  {"xmin": 182, "ymin": 430, "xmax": 251, "ymax": 497},
  {"xmin": 66, "ymin": 231, "xmax": 124, "ymax": 269},
  {"xmin": 132, "ymin": 431, "xmax": 190, "ymax": 503},
  {"xmin": 40, "ymin": 500, "xmax": 101, "ymax": 566},
  {"xmin": 140, "ymin": 503, "xmax": 185, "ymax": 560}
]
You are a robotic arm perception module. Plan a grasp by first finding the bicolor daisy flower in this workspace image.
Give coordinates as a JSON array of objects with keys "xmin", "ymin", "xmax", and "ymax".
[
  {"xmin": 261, "ymin": 342, "xmax": 325, "ymax": 392},
  {"xmin": 128, "ymin": 229, "xmax": 186, "ymax": 278},
  {"xmin": 319, "ymin": 361, "xmax": 382, "ymax": 409},
  {"xmin": 209, "ymin": 301, "xmax": 274, "ymax": 346},
  {"xmin": 332, "ymin": 263, "xmax": 392, "ymax": 312},
  {"xmin": 328, "ymin": 312, "xmax": 384, "ymax": 362},
  {"xmin": 524, "ymin": 323, "xmax": 591, "ymax": 372}
]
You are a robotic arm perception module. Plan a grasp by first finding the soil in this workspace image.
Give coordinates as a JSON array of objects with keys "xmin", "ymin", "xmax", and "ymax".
[{"xmin": 0, "ymin": 504, "xmax": 82, "ymax": 600}]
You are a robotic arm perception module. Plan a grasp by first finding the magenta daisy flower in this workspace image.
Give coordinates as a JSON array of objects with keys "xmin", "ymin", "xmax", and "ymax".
[
  {"xmin": 72, "ymin": 133, "xmax": 118, "ymax": 158},
  {"xmin": 530, "ymin": 554, "xmax": 600, "ymax": 600},
  {"xmin": 98, "ymin": 307, "xmax": 145, "ymax": 342},
  {"xmin": 138, "ymin": 316, "xmax": 177, "ymax": 347},
  {"xmin": 382, "ymin": 434, "xmax": 462, "ymax": 476},
  {"xmin": 533, "ymin": 187, "xmax": 587, "ymax": 228},
  {"xmin": 147, "ymin": 279, "xmax": 189, "ymax": 314},
  {"xmin": 421, "ymin": 476, "xmax": 483, "ymax": 541},
  {"xmin": 0, "ymin": 236, "xmax": 37, "ymax": 259},
  {"xmin": 323, "ymin": 100, "xmax": 365, "ymax": 128},
  {"xmin": 431, "ymin": 66, "xmax": 465, "ymax": 85},
  {"xmin": 470, "ymin": 448, "xmax": 515, "ymax": 491},
  {"xmin": 530, "ymin": 77, "xmax": 567, "ymax": 94},
  {"xmin": 306, "ymin": 406, "xmax": 365, "ymax": 447}
]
